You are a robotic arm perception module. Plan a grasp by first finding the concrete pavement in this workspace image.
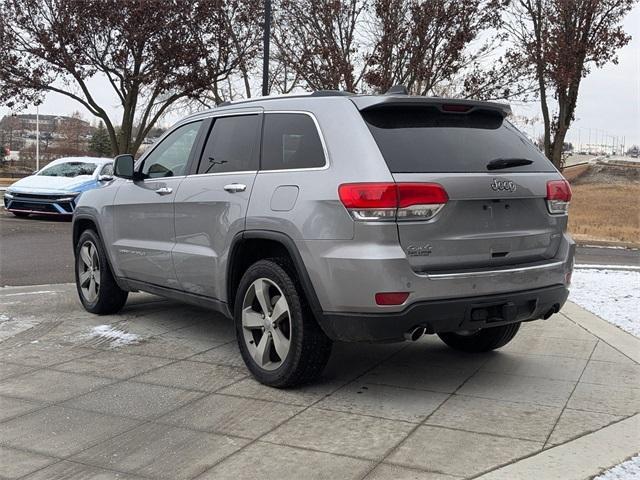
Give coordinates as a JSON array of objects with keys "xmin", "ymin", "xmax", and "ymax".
[{"xmin": 0, "ymin": 283, "xmax": 638, "ymax": 479}]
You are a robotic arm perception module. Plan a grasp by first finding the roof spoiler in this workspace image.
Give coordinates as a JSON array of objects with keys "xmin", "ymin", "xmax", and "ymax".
[{"xmin": 351, "ymin": 95, "xmax": 511, "ymax": 118}]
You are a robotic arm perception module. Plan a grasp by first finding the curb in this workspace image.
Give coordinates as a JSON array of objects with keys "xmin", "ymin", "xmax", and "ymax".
[
  {"xmin": 575, "ymin": 264, "xmax": 640, "ymax": 271},
  {"xmin": 562, "ymin": 301, "xmax": 640, "ymax": 364},
  {"xmin": 476, "ymin": 415, "xmax": 639, "ymax": 480},
  {"xmin": 477, "ymin": 302, "xmax": 640, "ymax": 479}
]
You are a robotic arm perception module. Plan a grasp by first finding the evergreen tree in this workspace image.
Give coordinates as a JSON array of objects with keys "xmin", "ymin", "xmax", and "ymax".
[{"xmin": 89, "ymin": 123, "xmax": 112, "ymax": 156}]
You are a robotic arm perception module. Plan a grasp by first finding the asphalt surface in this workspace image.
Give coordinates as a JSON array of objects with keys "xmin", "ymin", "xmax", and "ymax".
[
  {"xmin": 0, "ymin": 209, "xmax": 638, "ymax": 287},
  {"xmin": 0, "ymin": 210, "xmax": 74, "ymax": 286}
]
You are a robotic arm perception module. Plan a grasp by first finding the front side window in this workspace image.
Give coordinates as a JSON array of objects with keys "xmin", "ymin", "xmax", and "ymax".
[
  {"xmin": 100, "ymin": 163, "xmax": 114, "ymax": 176},
  {"xmin": 196, "ymin": 115, "xmax": 260, "ymax": 174},
  {"xmin": 261, "ymin": 113, "xmax": 325, "ymax": 170},
  {"xmin": 38, "ymin": 161, "xmax": 97, "ymax": 177},
  {"xmin": 141, "ymin": 121, "xmax": 202, "ymax": 179}
]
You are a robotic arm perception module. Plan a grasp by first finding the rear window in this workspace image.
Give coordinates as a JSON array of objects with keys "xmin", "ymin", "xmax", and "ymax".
[
  {"xmin": 362, "ymin": 106, "xmax": 555, "ymax": 173},
  {"xmin": 261, "ymin": 113, "xmax": 325, "ymax": 170}
]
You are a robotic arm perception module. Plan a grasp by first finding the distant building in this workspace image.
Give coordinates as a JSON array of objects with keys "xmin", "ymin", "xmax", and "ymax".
[{"xmin": 0, "ymin": 113, "xmax": 93, "ymax": 137}]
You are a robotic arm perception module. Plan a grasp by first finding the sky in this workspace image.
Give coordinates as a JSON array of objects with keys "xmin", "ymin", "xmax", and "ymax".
[{"xmin": 1, "ymin": 5, "xmax": 638, "ymax": 149}]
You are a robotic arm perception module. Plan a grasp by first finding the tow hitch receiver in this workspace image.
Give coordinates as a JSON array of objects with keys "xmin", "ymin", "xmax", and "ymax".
[{"xmin": 470, "ymin": 300, "xmax": 536, "ymax": 323}]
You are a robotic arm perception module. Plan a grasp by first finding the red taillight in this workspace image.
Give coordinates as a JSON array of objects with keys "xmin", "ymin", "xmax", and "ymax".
[
  {"xmin": 338, "ymin": 183, "xmax": 398, "ymax": 209},
  {"xmin": 375, "ymin": 292, "xmax": 410, "ymax": 306},
  {"xmin": 546, "ymin": 180, "xmax": 572, "ymax": 201},
  {"xmin": 338, "ymin": 182, "xmax": 448, "ymax": 221},
  {"xmin": 546, "ymin": 180, "xmax": 572, "ymax": 214},
  {"xmin": 441, "ymin": 104, "xmax": 472, "ymax": 113},
  {"xmin": 397, "ymin": 183, "xmax": 449, "ymax": 207}
]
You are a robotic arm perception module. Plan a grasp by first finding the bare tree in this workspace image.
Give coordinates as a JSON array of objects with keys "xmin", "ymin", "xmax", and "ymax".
[
  {"xmin": 0, "ymin": 0, "xmax": 262, "ymax": 155},
  {"xmin": 58, "ymin": 111, "xmax": 90, "ymax": 155},
  {"xmin": 504, "ymin": 0, "xmax": 635, "ymax": 168},
  {"xmin": 365, "ymin": 0, "xmax": 511, "ymax": 97},
  {"xmin": 273, "ymin": 0, "xmax": 369, "ymax": 92}
]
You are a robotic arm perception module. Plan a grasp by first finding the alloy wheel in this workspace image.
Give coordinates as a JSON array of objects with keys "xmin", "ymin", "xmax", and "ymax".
[
  {"xmin": 241, "ymin": 277, "xmax": 292, "ymax": 371},
  {"xmin": 78, "ymin": 240, "xmax": 100, "ymax": 303}
]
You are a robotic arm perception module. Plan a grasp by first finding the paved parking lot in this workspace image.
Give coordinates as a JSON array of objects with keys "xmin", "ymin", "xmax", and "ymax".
[{"xmin": 0, "ymin": 284, "xmax": 638, "ymax": 479}]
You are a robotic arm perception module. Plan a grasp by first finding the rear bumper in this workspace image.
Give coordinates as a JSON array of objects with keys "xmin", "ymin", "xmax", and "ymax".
[
  {"xmin": 301, "ymin": 232, "xmax": 575, "ymax": 313},
  {"xmin": 318, "ymin": 284, "xmax": 569, "ymax": 342}
]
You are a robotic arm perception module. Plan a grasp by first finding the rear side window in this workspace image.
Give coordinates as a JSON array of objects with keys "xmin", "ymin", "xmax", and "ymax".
[
  {"xmin": 362, "ymin": 106, "xmax": 555, "ymax": 173},
  {"xmin": 261, "ymin": 113, "xmax": 325, "ymax": 170},
  {"xmin": 196, "ymin": 115, "xmax": 260, "ymax": 174}
]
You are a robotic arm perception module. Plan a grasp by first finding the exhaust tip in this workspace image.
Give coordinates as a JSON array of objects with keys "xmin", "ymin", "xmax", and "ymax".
[
  {"xmin": 404, "ymin": 326, "xmax": 426, "ymax": 342},
  {"xmin": 543, "ymin": 304, "xmax": 561, "ymax": 320}
]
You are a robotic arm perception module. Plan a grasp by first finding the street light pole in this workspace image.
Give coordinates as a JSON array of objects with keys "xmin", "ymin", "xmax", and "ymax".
[
  {"xmin": 36, "ymin": 104, "xmax": 40, "ymax": 171},
  {"xmin": 262, "ymin": 0, "xmax": 271, "ymax": 97}
]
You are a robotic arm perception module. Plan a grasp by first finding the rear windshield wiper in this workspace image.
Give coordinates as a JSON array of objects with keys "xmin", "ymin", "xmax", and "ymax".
[{"xmin": 486, "ymin": 158, "xmax": 534, "ymax": 170}]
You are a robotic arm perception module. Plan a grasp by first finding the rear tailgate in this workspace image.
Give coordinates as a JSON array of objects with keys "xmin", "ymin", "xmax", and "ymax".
[
  {"xmin": 357, "ymin": 98, "xmax": 566, "ymax": 272},
  {"xmin": 391, "ymin": 172, "xmax": 564, "ymax": 271}
]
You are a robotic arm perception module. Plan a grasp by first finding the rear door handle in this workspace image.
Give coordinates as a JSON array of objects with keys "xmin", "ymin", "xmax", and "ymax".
[
  {"xmin": 224, "ymin": 183, "xmax": 247, "ymax": 193},
  {"xmin": 154, "ymin": 187, "xmax": 173, "ymax": 195}
]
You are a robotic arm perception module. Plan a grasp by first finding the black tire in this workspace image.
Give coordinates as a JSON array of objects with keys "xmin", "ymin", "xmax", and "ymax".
[
  {"xmin": 12, "ymin": 211, "xmax": 30, "ymax": 218},
  {"xmin": 75, "ymin": 229, "xmax": 128, "ymax": 314},
  {"xmin": 438, "ymin": 323, "xmax": 521, "ymax": 353},
  {"xmin": 234, "ymin": 258, "xmax": 332, "ymax": 388}
]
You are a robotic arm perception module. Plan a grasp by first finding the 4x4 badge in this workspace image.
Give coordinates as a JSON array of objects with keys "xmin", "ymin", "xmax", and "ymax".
[{"xmin": 491, "ymin": 178, "xmax": 517, "ymax": 192}]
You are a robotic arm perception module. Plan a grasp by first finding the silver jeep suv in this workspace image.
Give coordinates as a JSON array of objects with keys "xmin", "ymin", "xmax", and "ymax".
[{"xmin": 73, "ymin": 90, "xmax": 575, "ymax": 387}]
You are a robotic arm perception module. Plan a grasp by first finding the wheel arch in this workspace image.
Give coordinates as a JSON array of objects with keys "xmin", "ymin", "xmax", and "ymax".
[
  {"xmin": 72, "ymin": 216, "xmax": 99, "ymax": 247},
  {"xmin": 72, "ymin": 214, "xmax": 130, "ymax": 292},
  {"xmin": 227, "ymin": 231, "xmax": 325, "ymax": 327}
]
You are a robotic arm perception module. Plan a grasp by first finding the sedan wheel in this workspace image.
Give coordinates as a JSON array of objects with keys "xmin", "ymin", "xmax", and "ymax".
[
  {"xmin": 241, "ymin": 277, "xmax": 292, "ymax": 371},
  {"xmin": 77, "ymin": 240, "xmax": 101, "ymax": 303}
]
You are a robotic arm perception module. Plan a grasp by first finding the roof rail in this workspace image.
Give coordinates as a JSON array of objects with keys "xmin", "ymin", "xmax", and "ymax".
[{"xmin": 310, "ymin": 90, "xmax": 355, "ymax": 97}]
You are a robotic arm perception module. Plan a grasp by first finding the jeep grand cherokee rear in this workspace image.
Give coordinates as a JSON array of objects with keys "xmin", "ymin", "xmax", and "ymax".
[{"xmin": 311, "ymin": 96, "xmax": 574, "ymax": 352}]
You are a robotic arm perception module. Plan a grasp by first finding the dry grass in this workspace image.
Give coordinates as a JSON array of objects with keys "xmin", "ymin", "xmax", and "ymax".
[{"xmin": 568, "ymin": 183, "xmax": 640, "ymax": 246}]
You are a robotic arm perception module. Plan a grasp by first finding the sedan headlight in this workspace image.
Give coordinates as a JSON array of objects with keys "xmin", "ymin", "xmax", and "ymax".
[
  {"xmin": 57, "ymin": 192, "xmax": 81, "ymax": 202},
  {"xmin": 3, "ymin": 192, "xmax": 13, "ymax": 199}
]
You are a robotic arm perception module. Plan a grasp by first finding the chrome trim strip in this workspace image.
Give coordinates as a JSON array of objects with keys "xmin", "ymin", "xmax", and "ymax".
[
  {"xmin": 124, "ymin": 175, "xmax": 187, "ymax": 183},
  {"xmin": 185, "ymin": 170, "xmax": 257, "ymax": 178},
  {"xmin": 424, "ymin": 261, "xmax": 565, "ymax": 280}
]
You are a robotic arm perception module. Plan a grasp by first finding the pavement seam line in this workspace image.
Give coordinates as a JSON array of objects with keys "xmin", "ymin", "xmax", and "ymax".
[
  {"xmin": 464, "ymin": 339, "xmax": 600, "ymax": 479},
  {"xmin": 470, "ymin": 414, "xmax": 640, "ymax": 480},
  {"xmin": 192, "ymin": 341, "xmax": 413, "ymax": 478},
  {"xmin": 560, "ymin": 306, "xmax": 640, "ymax": 363},
  {"xmin": 542, "ymin": 338, "xmax": 598, "ymax": 449},
  {"xmin": 14, "ymin": 371, "xmax": 256, "ymax": 479},
  {"xmin": 358, "ymin": 346, "xmax": 494, "ymax": 479}
]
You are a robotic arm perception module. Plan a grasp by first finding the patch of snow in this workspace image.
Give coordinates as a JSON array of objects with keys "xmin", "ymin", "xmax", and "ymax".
[
  {"xmin": 581, "ymin": 244, "xmax": 638, "ymax": 251},
  {"xmin": 569, "ymin": 268, "xmax": 640, "ymax": 337},
  {"xmin": 0, "ymin": 315, "xmax": 41, "ymax": 342},
  {"xmin": 594, "ymin": 455, "xmax": 640, "ymax": 480},
  {"xmin": 89, "ymin": 325, "xmax": 140, "ymax": 347}
]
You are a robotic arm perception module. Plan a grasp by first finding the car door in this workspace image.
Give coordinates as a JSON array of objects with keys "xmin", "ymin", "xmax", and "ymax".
[
  {"xmin": 112, "ymin": 120, "xmax": 203, "ymax": 289},
  {"xmin": 173, "ymin": 111, "xmax": 261, "ymax": 300}
]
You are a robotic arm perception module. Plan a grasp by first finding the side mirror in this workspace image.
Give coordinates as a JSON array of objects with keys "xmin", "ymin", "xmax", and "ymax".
[
  {"xmin": 98, "ymin": 174, "xmax": 114, "ymax": 182},
  {"xmin": 113, "ymin": 154, "xmax": 135, "ymax": 180}
]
